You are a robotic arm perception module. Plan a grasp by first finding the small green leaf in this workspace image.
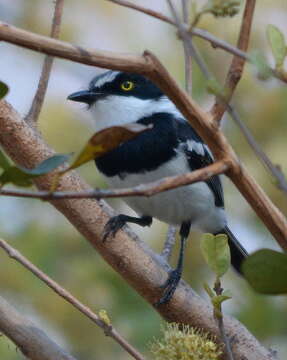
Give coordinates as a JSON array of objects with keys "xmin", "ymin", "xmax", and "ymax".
[
  {"xmin": 250, "ymin": 51, "xmax": 273, "ymax": 80},
  {"xmin": 206, "ymin": 78, "xmax": 228, "ymax": 98},
  {"xmin": 0, "ymin": 167, "xmax": 33, "ymax": 187},
  {"xmin": 212, "ymin": 294, "xmax": 232, "ymax": 310},
  {"xmin": 242, "ymin": 249, "xmax": 287, "ymax": 294},
  {"xmin": 0, "ymin": 154, "xmax": 70, "ymax": 188},
  {"xmin": 0, "ymin": 149, "xmax": 11, "ymax": 171},
  {"xmin": 201, "ymin": 233, "xmax": 231, "ymax": 277},
  {"xmin": 267, "ymin": 24, "xmax": 286, "ymax": 69},
  {"xmin": 19, "ymin": 154, "xmax": 70, "ymax": 176},
  {"xmin": 0, "ymin": 81, "xmax": 9, "ymax": 100},
  {"xmin": 98, "ymin": 309, "xmax": 111, "ymax": 326}
]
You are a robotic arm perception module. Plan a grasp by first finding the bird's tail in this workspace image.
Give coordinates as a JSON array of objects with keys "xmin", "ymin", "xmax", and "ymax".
[{"xmin": 214, "ymin": 226, "xmax": 248, "ymax": 274}]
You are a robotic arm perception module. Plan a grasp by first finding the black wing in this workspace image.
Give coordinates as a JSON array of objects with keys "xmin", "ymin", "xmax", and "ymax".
[{"xmin": 176, "ymin": 120, "xmax": 224, "ymax": 208}]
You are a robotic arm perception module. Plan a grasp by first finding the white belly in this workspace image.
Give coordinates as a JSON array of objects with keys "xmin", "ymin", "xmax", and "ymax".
[{"xmin": 101, "ymin": 153, "xmax": 226, "ymax": 233}]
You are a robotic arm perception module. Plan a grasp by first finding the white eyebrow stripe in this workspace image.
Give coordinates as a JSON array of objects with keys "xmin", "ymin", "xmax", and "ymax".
[
  {"xmin": 186, "ymin": 140, "xmax": 205, "ymax": 156},
  {"xmin": 93, "ymin": 71, "xmax": 120, "ymax": 88}
]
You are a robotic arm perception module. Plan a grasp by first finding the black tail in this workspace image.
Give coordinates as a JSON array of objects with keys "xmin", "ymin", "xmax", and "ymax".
[{"xmin": 215, "ymin": 226, "xmax": 248, "ymax": 273}]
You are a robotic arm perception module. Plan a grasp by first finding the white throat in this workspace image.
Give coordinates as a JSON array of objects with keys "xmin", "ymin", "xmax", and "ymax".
[{"xmin": 89, "ymin": 95, "xmax": 182, "ymax": 131}]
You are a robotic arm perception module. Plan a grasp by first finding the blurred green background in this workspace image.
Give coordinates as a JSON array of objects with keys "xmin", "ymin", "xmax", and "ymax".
[{"xmin": 0, "ymin": 0, "xmax": 287, "ymax": 358}]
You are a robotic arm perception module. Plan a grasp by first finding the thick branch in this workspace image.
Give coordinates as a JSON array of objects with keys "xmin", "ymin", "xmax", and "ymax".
[
  {"xmin": 0, "ymin": 22, "xmax": 150, "ymax": 72},
  {"xmin": 0, "ymin": 295, "xmax": 77, "ymax": 360},
  {"xmin": 0, "ymin": 238, "xmax": 145, "ymax": 360},
  {"xmin": 211, "ymin": 0, "xmax": 257, "ymax": 123},
  {"xmin": 0, "ymin": 100, "xmax": 273, "ymax": 360},
  {"xmin": 25, "ymin": 0, "xmax": 65, "ymax": 126}
]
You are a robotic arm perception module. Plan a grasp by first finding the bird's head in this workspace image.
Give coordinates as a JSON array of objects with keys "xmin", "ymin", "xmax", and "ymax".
[{"xmin": 68, "ymin": 71, "xmax": 178, "ymax": 131}]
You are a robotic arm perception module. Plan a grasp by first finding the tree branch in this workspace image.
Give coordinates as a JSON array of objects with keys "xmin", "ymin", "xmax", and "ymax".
[
  {"xmin": 0, "ymin": 160, "xmax": 228, "ymax": 200},
  {"xmin": 0, "ymin": 238, "xmax": 145, "ymax": 360},
  {"xmin": 107, "ymin": 0, "xmax": 174, "ymax": 25},
  {"xmin": 0, "ymin": 22, "xmax": 150, "ymax": 72},
  {"xmin": 211, "ymin": 0, "xmax": 257, "ymax": 123},
  {"xmin": 227, "ymin": 105, "xmax": 287, "ymax": 194},
  {"xmin": 107, "ymin": 0, "xmax": 250, "ymax": 62},
  {"xmin": 181, "ymin": 0, "xmax": 192, "ymax": 94},
  {"xmin": 0, "ymin": 100, "xmax": 274, "ymax": 360},
  {"xmin": 25, "ymin": 0, "xmax": 65, "ymax": 126},
  {"xmin": 0, "ymin": 295, "xmax": 77, "ymax": 360}
]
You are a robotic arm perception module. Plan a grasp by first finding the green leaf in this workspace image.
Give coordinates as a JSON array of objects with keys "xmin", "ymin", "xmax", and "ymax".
[
  {"xmin": 212, "ymin": 294, "xmax": 232, "ymax": 310},
  {"xmin": 0, "ymin": 154, "xmax": 70, "ymax": 188},
  {"xmin": 250, "ymin": 51, "xmax": 273, "ymax": 80},
  {"xmin": 200, "ymin": 233, "xmax": 231, "ymax": 277},
  {"xmin": 19, "ymin": 154, "xmax": 70, "ymax": 175},
  {"xmin": 0, "ymin": 149, "xmax": 11, "ymax": 171},
  {"xmin": 242, "ymin": 249, "xmax": 287, "ymax": 294},
  {"xmin": 267, "ymin": 24, "xmax": 286, "ymax": 69},
  {"xmin": 0, "ymin": 81, "xmax": 9, "ymax": 100},
  {"xmin": 0, "ymin": 167, "xmax": 33, "ymax": 187},
  {"xmin": 206, "ymin": 78, "xmax": 228, "ymax": 98}
]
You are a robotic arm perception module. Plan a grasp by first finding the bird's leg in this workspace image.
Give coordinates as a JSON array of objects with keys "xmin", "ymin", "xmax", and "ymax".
[
  {"xmin": 103, "ymin": 214, "xmax": 152, "ymax": 241},
  {"xmin": 155, "ymin": 221, "xmax": 191, "ymax": 306}
]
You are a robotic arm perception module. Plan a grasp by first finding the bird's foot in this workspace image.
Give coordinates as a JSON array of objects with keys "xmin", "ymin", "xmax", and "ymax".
[
  {"xmin": 155, "ymin": 269, "xmax": 181, "ymax": 306},
  {"xmin": 102, "ymin": 215, "xmax": 126, "ymax": 242}
]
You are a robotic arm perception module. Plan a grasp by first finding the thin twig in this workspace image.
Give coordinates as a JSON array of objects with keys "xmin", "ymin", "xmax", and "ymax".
[
  {"xmin": 227, "ymin": 105, "xmax": 287, "ymax": 194},
  {"xmin": 25, "ymin": 0, "xmax": 65, "ymax": 126},
  {"xmin": 0, "ymin": 160, "xmax": 228, "ymax": 200},
  {"xmin": 213, "ymin": 279, "xmax": 234, "ymax": 360},
  {"xmin": 0, "ymin": 238, "xmax": 145, "ymax": 360},
  {"xmin": 107, "ymin": 0, "xmax": 250, "ymax": 62},
  {"xmin": 211, "ymin": 0, "xmax": 257, "ymax": 124},
  {"xmin": 217, "ymin": 316, "xmax": 234, "ymax": 360},
  {"xmin": 107, "ymin": 0, "xmax": 174, "ymax": 24},
  {"xmin": 181, "ymin": 0, "xmax": 192, "ymax": 94},
  {"xmin": 167, "ymin": 0, "xmax": 212, "ymax": 80},
  {"xmin": 161, "ymin": 226, "xmax": 177, "ymax": 262}
]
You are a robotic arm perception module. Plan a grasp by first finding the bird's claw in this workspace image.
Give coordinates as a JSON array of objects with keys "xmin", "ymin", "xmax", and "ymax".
[
  {"xmin": 155, "ymin": 269, "xmax": 181, "ymax": 306},
  {"xmin": 102, "ymin": 215, "xmax": 126, "ymax": 242}
]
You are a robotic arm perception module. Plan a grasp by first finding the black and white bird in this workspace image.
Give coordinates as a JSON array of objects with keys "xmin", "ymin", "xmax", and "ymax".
[{"xmin": 68, "ymin": 71, "xmax": 248, "ymax": 305}]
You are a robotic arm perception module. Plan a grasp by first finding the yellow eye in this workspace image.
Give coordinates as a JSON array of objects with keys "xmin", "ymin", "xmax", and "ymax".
[{"xmin": 121, "ymin": 81, "xmax": 134, "ymax": 91}]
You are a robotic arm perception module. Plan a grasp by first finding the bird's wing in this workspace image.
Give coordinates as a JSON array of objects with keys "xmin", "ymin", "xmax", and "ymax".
[{"xmin": 176, "ymin": 119, "xmax": 224, "ymax": 208}]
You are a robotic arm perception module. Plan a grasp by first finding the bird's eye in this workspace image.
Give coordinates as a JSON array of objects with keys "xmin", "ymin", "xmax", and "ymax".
[{"xmin": 121, "ymin": 81, "xmax": 134, "ymax": 91}]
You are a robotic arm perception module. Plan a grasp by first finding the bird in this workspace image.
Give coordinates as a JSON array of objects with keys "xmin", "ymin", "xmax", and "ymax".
[{"xmin": 67, "ymin": 70, "xmax": 248, "ymax": 305}]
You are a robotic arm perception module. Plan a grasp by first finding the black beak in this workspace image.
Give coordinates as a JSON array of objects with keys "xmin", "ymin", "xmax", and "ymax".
[{"xmin": 67, "ymin": 90, "xmax": 104, "ymax": 105}]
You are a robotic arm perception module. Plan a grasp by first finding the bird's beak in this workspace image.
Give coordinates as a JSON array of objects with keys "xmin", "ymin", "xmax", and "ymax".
[{"xmin": 67, "ymin": 90, "xmax": 104, "ymax": 105}]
